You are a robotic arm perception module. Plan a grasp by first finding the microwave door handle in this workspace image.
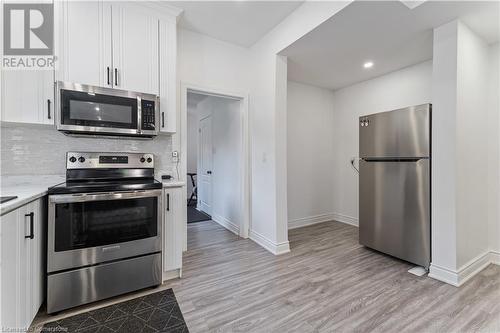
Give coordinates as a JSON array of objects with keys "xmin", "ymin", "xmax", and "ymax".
[{"xmin": 107, "ymin": 67, "xmax": 110, "ymax": 85}]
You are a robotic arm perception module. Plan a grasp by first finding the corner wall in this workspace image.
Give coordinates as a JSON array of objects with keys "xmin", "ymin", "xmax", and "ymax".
[
  {"xmin": 429, "ymin": 20, "xmax": 498, "ymax": 286},
  {"xmin": 248, "ymin": 1, "xmax": 351, "ymax": 254},
  {"xmin": 286, "ymin": 81, "xmax": 336, "ymax": 228},
  {"xmin": 330, "ymin": 61, "xmax": 433, "ymax": 225},
  {"xmin": 488, "ymin": 43, "xmax": 500, "ymax": 258},
  {"xmin": 285, "ymin": 62, "xmax": 432, "ymax": 229}
]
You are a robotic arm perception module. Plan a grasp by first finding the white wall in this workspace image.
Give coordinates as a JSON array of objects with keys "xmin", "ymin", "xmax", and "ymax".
[
  {"xmin": 431, "ymin": 20, "xmax": 460, "ymax": 273},
  {"xmin": 455, "ymin": 22, "xmax": 491, "ymax": 269},
  {"xmin": 186, "ymin": 94, "xmax": 242, "ymax": 231},
  {"xmin": 178, "ymin": 28, "xmax": 250, "ymax": 93},
  {"xmin": 248, "ymin": 1, "xmax": 351, "ymax": 254},
  {"xmin": 286, "ymin": 81, "xmax": 335, "ymax": 227},
  {"xmin": 177, "ymin": 3, "xmax": 352, "ymax": 254},
  {"xmin": 429, "ymin": 20, "xmax": 498, "ymax": 286},
  {"xmin": 489, "ymin": 43, "xmax": 500, "ymax": 255},
  {"xmin": 178, "ymin": 28, "xmax": 251, "ymax": 248},
  {"xmin": 330, "ymin": 61, "xmax": 433, "ymax": 224}
]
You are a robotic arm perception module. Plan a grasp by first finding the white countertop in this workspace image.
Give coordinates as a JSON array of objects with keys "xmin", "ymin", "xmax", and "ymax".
[
  {"xmin": 162, "ymin": 180, "xmax": 185, "ymax": 188},
  {"xmin": 1, "ymin": 175, "xmax": 65, "ymax": 216}
]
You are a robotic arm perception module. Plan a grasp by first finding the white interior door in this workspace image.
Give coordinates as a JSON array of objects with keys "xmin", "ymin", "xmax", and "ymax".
[{"xmin": 198, "ymin": 115, "xmax": 213, "ymax": 215}]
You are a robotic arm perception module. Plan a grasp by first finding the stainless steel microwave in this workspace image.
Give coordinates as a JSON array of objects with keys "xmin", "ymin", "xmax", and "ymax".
[{"xmin": 56, "ymin": 81, "xmax": 159, "ymax": 138}]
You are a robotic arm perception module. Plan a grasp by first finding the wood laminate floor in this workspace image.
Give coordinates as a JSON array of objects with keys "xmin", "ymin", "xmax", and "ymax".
[{"xmin": 33, "ymin": 220, "xmax": 500, "ymax": 333}]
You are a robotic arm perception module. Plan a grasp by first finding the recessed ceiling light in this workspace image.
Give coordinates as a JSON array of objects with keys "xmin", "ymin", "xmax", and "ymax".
[{"xmin": 363, "ymin": 61, "xmax": 374, "ymax": 69}]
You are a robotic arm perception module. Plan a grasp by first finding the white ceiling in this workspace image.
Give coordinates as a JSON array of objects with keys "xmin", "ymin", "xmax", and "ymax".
[
  {"xmin": 166, "ymin": 1, "xmax": 303, "ymax": 47},
  {"xmin": 281, "ymin": 1, "xmax": 500, "ymax": 90}
]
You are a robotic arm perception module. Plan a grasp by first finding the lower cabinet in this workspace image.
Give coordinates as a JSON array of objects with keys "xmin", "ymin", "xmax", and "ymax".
[
  {"xmin": 163, "ymin": 187, "xmax": 183, "ymax": 280},
  {"xmin": 0, "ymin": 197, "xmax": 45, "ymax": 331}
]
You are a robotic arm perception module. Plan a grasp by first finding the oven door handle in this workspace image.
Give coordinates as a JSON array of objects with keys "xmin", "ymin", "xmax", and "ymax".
[{"xmin": 49, "ymin": 189, "xmax": 162, "ymax": 203}]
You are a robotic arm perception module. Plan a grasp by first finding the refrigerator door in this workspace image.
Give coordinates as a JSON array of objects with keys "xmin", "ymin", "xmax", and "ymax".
[
  {"xmin": 359, "ymin": 158, "xmax": 430, "ymax": 267},
  {"xmin": 359, "ymin": 104, "xmax": 431, "ymax": 158}
]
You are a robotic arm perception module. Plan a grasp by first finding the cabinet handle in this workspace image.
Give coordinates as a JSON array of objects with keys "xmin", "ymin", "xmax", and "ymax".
[
  {"xmin": 114, "ymin": 68, "xmax": 118, "ymax": 86},
  {"xmin": 25, "ymin": 212, "xmax": 34, "ymax": 239},
  {"xmin": 47, "ymin": 99, "xmax": 51, "ymax": 119},
  {"xmin": 107, "ymin": 67, "xmax": 110, "ymax": 85},
  {"xmin": 162, "ymin": 112, "xmax": 165, "ymax": 128},
  {"xmin": 167, "ymin": 193, "xmax": 170, "ymax": 211}
]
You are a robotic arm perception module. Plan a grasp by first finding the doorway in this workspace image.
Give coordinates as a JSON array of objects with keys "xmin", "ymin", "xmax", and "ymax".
[{"xmin": 182, "ymin": 84, "xmax": 250, "ymax": 251}]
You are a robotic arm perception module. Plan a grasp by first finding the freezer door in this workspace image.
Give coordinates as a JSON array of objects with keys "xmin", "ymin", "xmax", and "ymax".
[
  {"xmin": 359, "ymin": 104, "xmax": 430, "ymax": 158},
  {"xmin": 359, "ymin": 159, "xmax": 430, "ymax": 267}
]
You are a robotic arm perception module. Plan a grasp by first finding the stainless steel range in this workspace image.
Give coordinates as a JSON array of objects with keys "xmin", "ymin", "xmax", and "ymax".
[{"xmin": 47, "ymin": 152, "xmax": 162, "ymax": 314}]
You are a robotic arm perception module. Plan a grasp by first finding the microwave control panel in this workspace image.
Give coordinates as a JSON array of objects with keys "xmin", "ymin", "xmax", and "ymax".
[{"xmin": 141, "ymin": 100, "xmax": 156, "ymax": 131}]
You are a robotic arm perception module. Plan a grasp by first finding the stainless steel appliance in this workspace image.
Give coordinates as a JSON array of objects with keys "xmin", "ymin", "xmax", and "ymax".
[
  {"xmin": 359, "ymin": 104, "xmax": 431, "ymax": 268},
  {"xmin": 47, "ymin": 152, "xmax": 162, "ymax": 313},
  {"xmin": 56, "ymin": 81, "xmax": 160, "ymax": 138}
]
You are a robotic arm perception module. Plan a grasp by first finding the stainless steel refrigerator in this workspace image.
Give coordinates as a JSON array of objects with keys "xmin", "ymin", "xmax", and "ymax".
[{"xmin": 359, "ymin": 104, "xmax": 431, "ymax": 268}]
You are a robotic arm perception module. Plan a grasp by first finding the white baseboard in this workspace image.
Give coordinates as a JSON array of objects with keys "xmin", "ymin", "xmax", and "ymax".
[
  {"xmin": 490, "ymin": 250, "xmax": 500, "ymax": 265},
  {"xmin": 288, "ymin": 212, "xmax": 358, "ymax": 229},
  {"xmin": 212, "ymin": 213, "xmax": 239, "ymax": 236},
  {"xmin": 288, "ymin": 213, "xmax": 336, "ymax": 229},
  {"xmin": 429, "ymin": 250, "xmax": 499, "ymax": 287},
  {"xmin": 249, "ymin": 229, "xmax": 290, "ymax": 255},
  {"xmin": 331, "ymin": 212, "xmax": 359, "ymax": 227}
]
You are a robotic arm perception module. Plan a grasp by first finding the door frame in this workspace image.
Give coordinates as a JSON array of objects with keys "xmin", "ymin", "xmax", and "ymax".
[
  {"xmin": 180, "ymin": 82, "xmax": 250, "ymax": 250},
  {"xmin": 197, "ymin": 114, "xmax": 213, "ymax": 215}
]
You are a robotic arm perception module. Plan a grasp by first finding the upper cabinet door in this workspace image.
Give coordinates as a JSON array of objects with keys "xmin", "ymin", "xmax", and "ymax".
[
  {"xmin": 111, "ymin": 4, "xmax": 159, "ymax": 95},
  {"xmin": 56, "ymin": 0, "xmax": 112, "ymax": 87},
  {"xmin": 1, "ymin": 70, "xmax": 54, "ymax": 124}
]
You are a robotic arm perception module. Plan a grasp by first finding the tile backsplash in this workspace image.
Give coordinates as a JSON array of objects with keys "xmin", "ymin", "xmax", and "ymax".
[{"xmin": 1, "ymin": 123, "xmax": 175, "ymax": 178}]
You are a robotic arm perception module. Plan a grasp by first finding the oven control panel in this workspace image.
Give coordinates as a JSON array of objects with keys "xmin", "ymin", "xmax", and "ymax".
[{"xmin": 67, "ymin": 152, "xmax": 154, "ymax": 169}]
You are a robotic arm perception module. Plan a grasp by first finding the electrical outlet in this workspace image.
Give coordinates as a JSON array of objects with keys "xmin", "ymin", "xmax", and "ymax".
[{"xmin": 172, "ymin": 150, "xmax": 179, "ymax": 163}]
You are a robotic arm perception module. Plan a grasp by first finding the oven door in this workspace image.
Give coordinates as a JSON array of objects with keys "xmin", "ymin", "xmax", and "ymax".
[
  {"xmin": 56, "ymin": 82, "xmax": 141, "ymax": 136},
  {"xmin": 48, "ymin": 189, "xmax": 162, "ymax": 273}
]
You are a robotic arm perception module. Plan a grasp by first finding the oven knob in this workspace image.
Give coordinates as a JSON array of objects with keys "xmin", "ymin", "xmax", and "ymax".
[
  {"xmin": 147, "ymin": 157, "xmax": 152, "ymax": 163},
  {"xmin": 69, "ymin": 156, "xmax": 77, "ymax": 163},
  {"xmin": 78, "ymin": 157, "xmax": 86, "ymax": 163},
  {"xmin": 140, "ymin": 157, "xmax": 146, "ymax": 163}
]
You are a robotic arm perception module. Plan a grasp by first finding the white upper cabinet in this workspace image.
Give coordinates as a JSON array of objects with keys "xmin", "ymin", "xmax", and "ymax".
[
  {"xmin": 2, "ymin": 0, "xmax": 177, "ymax": 131},
  {"xmin": 1, "ymin": 70, "xmax": 55, "ymax": 124},
  {"xmin": 159, "ymin": 19, "xmax": 177, "ymax": 133},
  {"xmin": 112, "ymin": 5, "xmax": 159, "ymax": 94},
  {"xmin": 1, "ymin": 0, "xmax": 55, "ymax": 125},
  {"xmin": 56, "ymin": 1, "xmax": 159, "ymax": 94},
  {"xmin": 56, "ymin": 1, "xmax": 112, "ymax": 87}
]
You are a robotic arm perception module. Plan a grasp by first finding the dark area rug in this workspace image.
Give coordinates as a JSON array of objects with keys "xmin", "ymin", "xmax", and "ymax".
[
  {"xmin": 187, "ymin": 205, "xmax": 211, "ymax": 224},
  {"xmin": 42, "ymin": 289, "xmax": 189, "ymax": 333}
]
